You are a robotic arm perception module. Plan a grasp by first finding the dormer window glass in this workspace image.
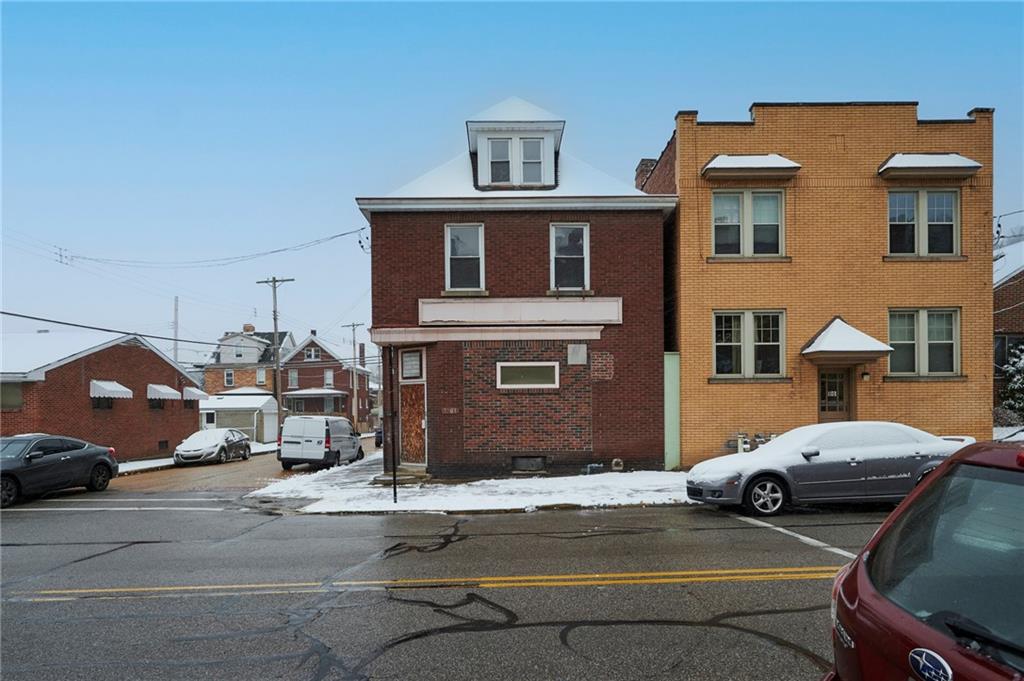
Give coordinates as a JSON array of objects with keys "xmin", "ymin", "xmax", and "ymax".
[
  {"xmin": 489, "ymin": 139, "xmax": 511, "ymax": 183},
  {"xmin": 521, "ymin": 139, "xmax": 543, "ymax": 184}
]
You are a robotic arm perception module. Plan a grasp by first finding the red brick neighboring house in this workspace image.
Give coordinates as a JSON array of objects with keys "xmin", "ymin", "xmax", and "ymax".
[
  {"xmin": 280, "ymin": 332, "xmax": 373, "ymax": 430},
  {"xmin": 1, "ymin": 330, "xmax": 206, "ymax": 461},
  {"xmin": 357, "ymin": 97, "xmax": 676, "ymax": 476},
  {"xmin": 993, "ymin": 245, "xmax": 1024, "ymax": 404}
]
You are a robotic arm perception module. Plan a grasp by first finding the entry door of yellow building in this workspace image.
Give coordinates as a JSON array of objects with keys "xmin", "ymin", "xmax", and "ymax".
[{"xmin": 818, "ymin": 369, "xmax": 851, "ymax": 422}]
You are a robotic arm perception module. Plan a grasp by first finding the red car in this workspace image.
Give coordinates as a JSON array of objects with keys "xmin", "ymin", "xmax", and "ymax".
[{"xmin": 824, "ymin": 441, "xmax": 1024, "ymax": 681}]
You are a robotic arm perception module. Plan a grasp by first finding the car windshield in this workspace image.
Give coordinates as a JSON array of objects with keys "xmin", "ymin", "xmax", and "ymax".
[
  {"xmin": 181, "ymin": 430, "xmax": 226, "ymax": 448},
  {"xmin": 867, "ymin": 463, "xmax": 1024, "ymax": 671},
  {"xmin": 0, "ymin": 439, "xmax": 31, "ymax": 459}
]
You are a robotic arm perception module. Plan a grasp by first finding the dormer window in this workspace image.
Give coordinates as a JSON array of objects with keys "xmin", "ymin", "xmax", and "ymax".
[
  {"xmin": 304, "ymin": 347, "xmax": 321, "ymax": 361},
  {"xmin": 522, "ymin": 139, "xmax": 543, "ymax": 184},
  {"xmin": 489, "ymin": 139, "xmax": 511, "ymax": 183}
]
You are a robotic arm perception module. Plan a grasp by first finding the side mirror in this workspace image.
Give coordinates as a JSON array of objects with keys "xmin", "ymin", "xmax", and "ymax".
[
  {"xmin": 801, "ymin": 447, "xmax": 820, "ymax": 461},
  {"xmin": 26, "ymin": 450, "xmax": 45, "ymax": 461}
]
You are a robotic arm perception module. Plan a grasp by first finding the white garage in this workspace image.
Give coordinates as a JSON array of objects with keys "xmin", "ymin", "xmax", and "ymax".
[{"xmin": 199, "ymin": 394, "xmax": 279, "ymax": 443}]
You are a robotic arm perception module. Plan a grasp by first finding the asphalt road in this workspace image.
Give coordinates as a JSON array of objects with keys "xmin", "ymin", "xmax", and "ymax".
[{"xmin": 0, "ymin": 457, "xmax": 892, "ymax": 681}]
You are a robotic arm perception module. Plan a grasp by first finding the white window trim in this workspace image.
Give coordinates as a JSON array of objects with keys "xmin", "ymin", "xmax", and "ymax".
[
  {"xmin": 324, "ymin": 369, "xmax": 334, "ymax": 387},
  {"xmin": 478, "ymin": 133, "xmax": 555, "ymax": 187},
  {"xmin": 304, "ymin": 346, "xmax": 321, "ymax": 362},
  {"xmin": 496, "ymin": 361, "xmax": 560, "ymax": 389},
  {"xmin": 888, "ymin": 308, "xmax": 961, "ymax": 376},
  {"xmin": 444, "ymin": 223, "xmax": 486, "ymax": 291},
  {"xmin": 488, "ymin": 137, "xmax": 512, "ymax": 185},
  {"xmin": 255, "ymin": 367, "xmax": 266, "ymax": 385},
  {"xmin": 711, "ymin": 190, "xmax": 785, "ymax": 258},
  {"xmin": 887, "ymin": 189, "xmax": 961, "ymax": 256},
  {"xmin": 223, "ymin": 369, "xmax": 235, "ymax": 387},
  {"xmin": 711, "ymin": 310, "xmax": 786, "ymax": 378},
  {"xmin": 288, "ymin": 368, "xmax": 299, "ymax": 388},
  {"xmin": 549, "ymin": 223, "xmax": 591, "ymax": 291},
  {"xmin": 399, "ymin": 348, "xmax": 425, "ymax": 384},
  {"xmin": 520, "ymin": 137, "xmax": 544, "ymax": 186}
]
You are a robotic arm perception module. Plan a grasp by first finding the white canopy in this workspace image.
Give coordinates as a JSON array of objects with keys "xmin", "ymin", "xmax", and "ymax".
[
  {"xmin": 802, "ymin": 318, "xmax": 892, "ymax": 365},
  {"xmin": 89, "ymin": 380, "xmax": 133, "ymax": 399},
  {"xmin": 282, "ymin": 388, "xmax": 349, "ymax": 397},
  {"xmin": 878, "ymin": 153, "xmax": 981, "ymax": 178},
  {"xmin": 182, "ymin": 386, "xmax": 209, "ymax": 401},
  {"xmin": 702, "ymin": 154, "xmax": 801, "ymax": 178},
  {"xmin": 147, "ymin": 384, "xmax": 182, "ymax": 400}
]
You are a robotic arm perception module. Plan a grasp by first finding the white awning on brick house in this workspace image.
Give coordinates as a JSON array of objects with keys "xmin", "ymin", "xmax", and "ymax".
[
  {"xmin": 801, "ymin": 317, "xmax": 892, "ymax": 365},
  {"xmin": 89, "ymin": 380, "xmax": 133, "ymax": 399},
  {"xmin": 878, "ymin": 153, "xmax": 981, "ymax": 178},
  {"xmin": 146, "ymin": 384, "xmax": 182, "ymax": 400},
  {"xmin": 701, "ymin": 154, "xmax": 801, "ymax": 179},
  {"xmin": 182, "ymin": 387, "xmax": 209, "ymax": 401},
  {"xmin": 282, "ymin": 388, "xmax": 349, "ymax": 398}
]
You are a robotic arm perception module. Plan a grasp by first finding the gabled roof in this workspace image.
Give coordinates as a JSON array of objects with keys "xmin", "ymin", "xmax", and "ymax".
[
  {"xmin": 281, "ymin": 335, "xmax": 373, "ymax": 374},
  {"xmin": 994, "ymin": 242, "xmax": 1024, "ymax": 289},
  {"xmin": 469, "ymin": 96, "xmax": 561, "ymax": 123},
  {"xmin": 801, "ymin": 317, "xmax": 892, "ymax": 365}
]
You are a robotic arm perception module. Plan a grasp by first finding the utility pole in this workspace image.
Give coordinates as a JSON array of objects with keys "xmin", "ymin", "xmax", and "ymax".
[
  {"xmin": 257, "ymin": 277, "xmax": 294, "ymax": 431},
  {"xmin": 172, "ymin": 296, "xmax": 179, "ymax": 362},
  {"xmin": 338, "ymin": 322, "xmax": 364, "ymax": 425}
]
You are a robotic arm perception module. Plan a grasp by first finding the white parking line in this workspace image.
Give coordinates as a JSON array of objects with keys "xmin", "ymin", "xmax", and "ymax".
[
  {"xmin": 733, "ymin": 515, "xmax": 858, "ymax": 560},
  {"xmin": 3, "ymin": 507, "xmax": 227, "ymax": 513}
]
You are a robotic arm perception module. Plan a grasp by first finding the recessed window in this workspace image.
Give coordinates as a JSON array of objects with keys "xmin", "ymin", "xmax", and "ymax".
[
  {"xmin": 324, "ymin": 397, "xmax": 334, "ymax": 413},
  {"xmin": 204, "ymin": 412, "xmax": 216, "ymax": 425},
  {"xmin": 324, "ymin": 369, "xmax": 334, "ymax": 387},
  {"xmin": 234, "ymin": 345, "xmax": 243, "ymax": 359},
  {"xmin": 304, "ymin": 347, "xmax": 321, "ymax": 361},
  {"xmin": 256, "ymin": 367, "xmax": 266, "ymax": 385},
  {"xmin": 712, "ymin": 191, "xmax": 783, "ymax": 257},
  {"xmin": 288, "ymin": 369, "xmax": 299, "ymax": 388},
  {"xmin": 401, "ymin": 349, "xmax": 423, "ymax": 381},
  {"xmin": 445, "ymin": 224, "xmax": 484, "ymax": 290},
  {"xmin": 489, "ymin": 139, "xmax": 511, "ymax": 183},
  {"xmin": 521, "ymin": 138, "xmax": 543, "ymax": 184},
  {"xmin": 497, "ymin": 362, "xmax": 559, "ymax": 389},
  {"xmin": 148, "ymin": 399, "xmax": 165, "ymax": 410},
  {"xmin": 888, "ymin": 190, "xmax": 959, "ymax": 256},
  {"xmin": 91, "ymin": 396, "xmax": 113, "ymax": 410},
  {"xmin": 183, "ymin": 400, "xmax": 195, "ymax": 410},
  {"xmin": 888, "ymin": 309, "xmax": 960, "ymax": 376},
  {"xmin": 550, "ymin": 224, "xmax": 590, "ymax": 290},
  {"xmin": 2, "ymin": 383, "xmax": 24, "ymax": 410},
  {"xmin": 713, "ymin": 311, "xmax": 785, "ymax": 377},
  {"xmin": 995, "ymin": 335, "xmax": 1024, "ymax": 375},
  {"xmin": 224, "ymin": 369, "xmax": 234, "ymax": 387},
  {"xmin": 293, "ymin": 399, "xmax": 305, "ymax": 413}
]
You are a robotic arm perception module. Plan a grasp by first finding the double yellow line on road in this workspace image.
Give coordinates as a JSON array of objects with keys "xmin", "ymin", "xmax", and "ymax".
[{"xmin": 9, "ymin": 566, "xmax": 841, "ymax": 603}]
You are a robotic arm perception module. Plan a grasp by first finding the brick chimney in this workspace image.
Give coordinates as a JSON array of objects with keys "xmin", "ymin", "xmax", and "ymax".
[
  {"xmin": 358, "ymin": 343, "xmax": 366, "ymax": 367},
  {"xmin": 310, "ymin": 329, "xmax": 317, "ymax": 336},
  {"xmin": 635, "ymin": 158, "xmax": 657, "ymax": 190},
  {"xmin": 242, "ymin": 323, "xmax": 256, "ymax": 334}
]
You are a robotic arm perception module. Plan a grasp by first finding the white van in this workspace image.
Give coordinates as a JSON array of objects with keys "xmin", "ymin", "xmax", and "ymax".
[{"xmin": 278, "ymin": 416, "xmax": 363, "ymax": 470}]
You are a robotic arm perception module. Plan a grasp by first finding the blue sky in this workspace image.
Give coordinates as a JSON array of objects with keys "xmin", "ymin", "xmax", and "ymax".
[{"xmin": 3, "ymin": 2, "xmax": 1022, "ymax": 364}]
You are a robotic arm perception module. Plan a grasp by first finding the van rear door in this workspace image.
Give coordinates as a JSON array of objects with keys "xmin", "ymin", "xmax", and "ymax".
[{"xmin": 281, "ymin": 418, "xmax": 328, "ymax": 462}]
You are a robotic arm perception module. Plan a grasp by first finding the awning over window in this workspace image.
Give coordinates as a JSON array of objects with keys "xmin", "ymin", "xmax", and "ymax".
[
  {"xmin": 701, "ymin": 154, "xmax": 801, "ymax": 179},
  {"xmin": 282, "ymin": 388, "xmax": 349, "ymax": 398},
  {"xmin": 90, "ymin": 380, "xmax": 133, "ymax": 399},
  {"xmin": 801, "ymin": 317, "xmax": 892, "ymax": 365},
  {"xmin": 878, "ymin": 153, "xmax": 981, "ymax": 179},
  {"xmin": 146, "ymin": 384, "xmax": 182, "ymax": 400},
  {"xmin": 182, "ymin": 387, "xmax": 209, "ymax": 401}
]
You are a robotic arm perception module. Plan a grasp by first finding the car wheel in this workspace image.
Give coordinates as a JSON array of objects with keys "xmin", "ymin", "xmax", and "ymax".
[
  {"xmin": 357, "ymin": 448, "xmax": 364, "ymax": 461},
  {"xmin": 1, "ymin": 476, "xmax": 19, "ymax": 508},
  {"xmin": 242, "ymin": 447, "xmax": 251, "ymax": 461},
  {"xmin": 743, "ymin": 476, "xmax": 787, "ymax": 516},
  {"xmin": 217, "ymin": 448, "xmax": 228, "ymax": 464},
  {"xmin": 281, "ymin": 462, "xmax": 293, "ymax": 471},
  {"xmin": 86, "ymin": 464, "xmax": 112, "ymax": 492}
]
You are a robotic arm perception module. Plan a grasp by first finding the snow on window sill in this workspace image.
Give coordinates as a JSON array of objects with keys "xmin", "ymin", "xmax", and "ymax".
[
  {"xmin": 883, "ymin": 374, "xmax": 967, "ymax": 382},
  {"xmin": 441, "ymin": 289, "xmax": 489, "ymax": 297},
  {"xmin": 546, "ymin": 289, "xmax": 594, "ymax": 297},
  {"xmin": 883, "ymin": 255, "xmax": 966, "ymax": 262},
  {"xmin": 706, "ymin": 256, "xmax": 791, "ymax": 264},
  {"xmin": 708, "ymin": 376, "xmax": 792, "ymax": 384}
]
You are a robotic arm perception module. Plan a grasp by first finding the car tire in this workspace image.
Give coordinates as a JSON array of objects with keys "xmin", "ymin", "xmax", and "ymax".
[
  {"xmin": 281, "ymin": 462, "xmax": 293, "ymax": 471},
  {"xmin": 242, "ymin": 447, "xmax": 251, "ymax": 461},
  {"xmin": 743, "ymin": 475, "xmax": 788, "ymax": 517},
  {"xmin": 86, "ymin": 464, "xmax": 112, "ymax": 492},
  {"xmin": 1, "ymin": 476, "xmax": 19, "ymax": 508},
  {"xmin": 357, "ymin": 448, "xmax": 364, "ymax": 461},
  {"xmin": 217, "ymin": 448, "xmax": 228, "ymax": 465}
]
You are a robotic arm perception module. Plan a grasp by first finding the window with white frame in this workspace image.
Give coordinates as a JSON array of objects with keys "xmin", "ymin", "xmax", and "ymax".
[
  {"xmin": 489, "ymin": 138, "xmax": 511, "ymax": 183},
  {"xmin": 445, "ymin": 224, "xmax": 484, "ymax": 290},
  {"xmin": 497, "ymin": 362, "xmax": 559, "ymax": 389},
  {"xmin": 888, "ymin": 190, "xmax": 959, "ymax": 256},
  {"xmin": 713, "ymin": 311, "xmax": 785, "ymax": 377},
  {"xmin": 324, "ymin": 369, "xmax": 334, "ymax": 387},
  {"xmin": 712, "ymin": 191, "xmax": 783, "ymax": 257},
  {"xmin": 256, "ymin": 367, "xmax": 266, "ymax": 385},
  {"xmin": 224, "ymin": 369, "xmax": 235, "ymax": 387},
  {"xmin": 288, "ymin": 368, "xmax": 299, "ymax": 388},
  {"xmin": 304, "ymin": 346, "xmax": 321, "ymax": 361},
  {"xmin": 888, "ymin": 309, "xmax": 960, "ymax": 375},
  {"xmin": 400, "ymin": 349, "xmax": 423, "ymax": 381},
  {"xmin": 521, "ymin": 138, "xmax": 543, "ymax": 184},
  {"xmin": 323, "ymin": 397, "xmax": 334, "ymax": 413},
  {"xmin": 292, "ymin": 398, "xmax": 305, "ymax": 413},
  {"xmin": 550, "ymin": 224, "xmax": 589, "ymax": 290}
]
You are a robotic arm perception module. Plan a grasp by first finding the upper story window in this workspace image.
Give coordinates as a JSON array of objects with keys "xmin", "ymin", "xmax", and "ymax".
[
  {"xmin": 477, "ymin": 132, "xmax": 555, "ymax": 187},
  {"xmin": 304, "ymin": 347, "xmax": 321, "ymax": 361},
  {"xmin": 489, "ymin": 139, "xmax": 511, "ymax": 183},
  {"xmin": 713, "ymin": 310, "xmax": 785, "ymax": 378},
  {"xmin": 888, "ymin": 308, "xmax": 960, "ymax": 376},
  {"xmin": 888, "ymin": 190, "xmax": 959, "ymax": 256},
  {"xmin": 233, "ymin": 345, "xmax": 243, "ymax": 359},
  {"xmin": 324, "ymin": 369, "xmax": 334, "ymax": 387},
  {"xmin": 712, "ymin": 191, "xmax": 783, "ymax": 257},
  {"xmin": 256, "ymin": 367, "xmax": 266, "ymax": 385},
  {"xmin": 521, "ymin": 139, "xmax": 543, "ymax": 184},
  {"xmin": 550, "ymin": 224, "xmax": 590, "ymax": 291},
  {"xmin": 224, "ymin": 369, "xmax": 234, "ymax": 387},
  {"xmin": 288, "ymin": 369, "xmax": 299, "ymax": 388},
  {"xmin": 445, "ymin": 224, "xmax": 484, "ymax": 290}
]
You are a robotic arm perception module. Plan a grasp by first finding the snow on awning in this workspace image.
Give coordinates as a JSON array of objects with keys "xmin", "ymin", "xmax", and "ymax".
[
  {"xmin": 89, "ymin": 380, "xmax": 133, "ymax": 399},
  {"xmin": 282, "ymin": 388, "xmax": 349, "ymax": 397},
  {"xmin": 147, "ymin": 384, "xmax": 182, "ymax": 400},
  {"xmin": 802, "ymin": 317, "xmax": 892, "ymax": 365},
  {"xmin": 182, "ymin": 387, "xmax": 209, "ymax": 401},
  {"xmin": 878, "ymin": 153, "xmax": 981, "ymax": 179},
  {"xmin": 701, "ymin": 154, "xmax": 801, "ymax": 179}
]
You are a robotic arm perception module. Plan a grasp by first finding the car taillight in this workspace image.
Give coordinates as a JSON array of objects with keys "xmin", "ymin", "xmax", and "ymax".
[
  {"xmin": 325, "ymin": 431, "xmax": 332, "ymax": 450},
  {"xmin": 108, "ymin": 447, "xmax": 116, "ymax": 457},
  {"xmin": 277, "ymin": 431, "xmax": 282, "ymax": 447}
]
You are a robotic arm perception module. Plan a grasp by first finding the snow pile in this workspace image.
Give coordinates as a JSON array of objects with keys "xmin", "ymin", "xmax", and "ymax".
[
  {"xmin": 993, "ymin": 427, "xmax": 1024, "ymax": 442},
  {"xmin": 247, "ymin": 453, "xmax": 692, "ymax": 513}
]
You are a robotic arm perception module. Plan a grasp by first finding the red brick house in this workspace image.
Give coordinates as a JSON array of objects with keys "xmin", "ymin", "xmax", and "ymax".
[
  {"xmin": 994, "ymin": 243, "xmax": 1024, "ymax": 405},
  {"xmin": 280, "ymin": 332, "xmax": 373, "ymax": 429},
  {"xmin": 1, "ymin": 330, "xmax": 206, "ymax": 461},
  {"xmin": 357, "ymin": 98, "xmax": 675, "ymax": 476}
]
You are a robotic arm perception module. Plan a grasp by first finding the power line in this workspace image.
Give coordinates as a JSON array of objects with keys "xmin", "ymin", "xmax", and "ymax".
[{"xmin": 0, "ymin": 311, "xmax": 222, "ymax": 346}]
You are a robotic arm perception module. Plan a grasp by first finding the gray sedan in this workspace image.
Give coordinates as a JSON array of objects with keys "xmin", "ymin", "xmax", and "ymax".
[
  {"xmin": 1, "ymin": 434, "xmax": 119, "ymax": 508},
  {"xmin": 174, "ymin": 428, "xmax": 251, "ymax": 465},
  {"xmin": 686, "ymin": 421, "xmax": 974, "ymax": 516}
]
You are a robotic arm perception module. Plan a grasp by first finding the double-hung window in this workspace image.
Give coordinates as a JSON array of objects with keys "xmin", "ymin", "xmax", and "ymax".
[
  {"xmin": 288, "ymin": 369, "xmax": 299, "ymax": 388},
  {"xmin": 489, "ymin": 139, "xmax": 511, "ymax": 184},
  {"xmin": 256, "ymin": 367, "xmax": 266, "ymax": 385},
  {"xmin": 713, "ymin": 311, "xmax": 785, "ymax": 377},
  {"xmin": 887, "ymin": 190, "xmax": 959, "ymax": 256},
  {"xmin": 445, "ymin": 224, "xmax": 484, "ymax": 290},
  {"xmin": 712, "ymin": 191, "xmax": 783, "ymax": 257},
  {"xmin": 521, "ymin": 139, "xmax": 543, "ymax": 184},
  {"xmin": 550, "ymin": 223, "xmax": 590, "ymax": 290},
  {"xmin": 888, "ymin": 309, "xmax": 960, "ymax": 376},
  {"xmin": 224, "ymin": 369, "xmax": 234, "ymax": 387},
  {"xmin": 324, "ymin": 369, "xmax": 334, "ymax": 387},
  {"xmin": 304, "ymin": 347, "xmax": 320, "ymax": 361}
]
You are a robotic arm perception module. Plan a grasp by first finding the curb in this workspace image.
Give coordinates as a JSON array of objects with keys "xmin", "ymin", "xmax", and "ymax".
[
  {"xmin": 241, "ymin": 499, "xmax": 697, "ymax": 516},
  {"xmin": 117, "ymin": 447, "xmax": 279, "ymax": 477}
]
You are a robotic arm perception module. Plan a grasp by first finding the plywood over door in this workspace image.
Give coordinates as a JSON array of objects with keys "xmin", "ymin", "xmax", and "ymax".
[{"xmin": 400, "ymin": 383, "xmax": 426, "ymax": 464}]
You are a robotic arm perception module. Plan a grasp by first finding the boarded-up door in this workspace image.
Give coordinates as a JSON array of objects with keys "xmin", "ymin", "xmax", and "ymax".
[{"xmin": 400, "ymin": 383, "xmax": 426, "ymax": 464}]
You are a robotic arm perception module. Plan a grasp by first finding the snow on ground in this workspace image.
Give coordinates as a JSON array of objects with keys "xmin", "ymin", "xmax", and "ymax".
[
  {"xmin": 247, "ymin": 452, "xmax": 692, "ymax": 513},
  {"xmin": 993, "ymin": 427, "xmax": 1024, "ymax": 442},
  {"xmin": 251, "ymin": 442, "xmax": 279, "ymax": 455},
  {"xmin": 118, "ymin": 457, "xmax": 175, "ymax": 474}
]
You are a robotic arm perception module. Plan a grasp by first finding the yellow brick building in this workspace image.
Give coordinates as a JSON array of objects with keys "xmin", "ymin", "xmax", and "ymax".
[{"xmin": 640, "ymin": 102, "xmax": 993, "ymax": 468}]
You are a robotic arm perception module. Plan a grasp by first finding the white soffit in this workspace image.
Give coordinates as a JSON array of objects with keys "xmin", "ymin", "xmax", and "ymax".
[
  {"xmin": 878, "ymin": 153, "xmax": 981, "ymax": 178},
  {"xmin": 182, "ymin": 387, "xmax": 209, "ymax": 401},
  {"xmin": 419, "ymin": 297, "xmax": 622, "ymax": 326},
  {"xmin": 90, "ymin": 380, "xmax": 133, "ymax": 399},
  {"xmin": 371, "ymin": 326, "xmax": 604, "ymax": 345},
  {"xmin": 147, "ymin": 384, "xmax": 182, "ymax": 400},
  {"xmin": 701, "ymin": 154, "xmax": 801, "ymax": 179}
]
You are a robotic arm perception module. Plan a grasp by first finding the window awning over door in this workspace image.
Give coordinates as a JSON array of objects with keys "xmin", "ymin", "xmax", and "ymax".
[
  {"xmin": 801, "ymin": 317, "xmax": 892, "ymax": 365},
  {"xmin": 89, "ymin": 380, "xmax": 133, "ymax": 399}
]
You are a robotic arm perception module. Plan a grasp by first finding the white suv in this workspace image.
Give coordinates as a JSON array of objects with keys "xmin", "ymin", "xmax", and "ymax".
[{"xmin": 278, "ymin": 416, "xmax": 363, "ymax": 470}]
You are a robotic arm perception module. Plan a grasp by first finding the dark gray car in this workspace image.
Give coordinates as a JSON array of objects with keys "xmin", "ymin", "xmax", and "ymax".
[{"xmin": 1, "ymin": 434, "xmax": 120, "ymax": 508}]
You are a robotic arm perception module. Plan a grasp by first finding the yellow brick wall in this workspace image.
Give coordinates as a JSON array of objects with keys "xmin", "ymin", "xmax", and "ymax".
[
  {"xmin": 203, "ymin": 366, "xmax": 275, "ymax": 394},
  {"xmin": 672, "ymin": 103, "xmax": 993, "ymax": 467}
]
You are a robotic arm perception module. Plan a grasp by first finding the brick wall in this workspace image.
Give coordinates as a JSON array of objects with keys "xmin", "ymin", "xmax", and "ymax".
[
  {"xmin": 1, "ymin": 341, "xmax": 200, "ymax": 461},
  {"xmin": 655, "ymin": 103, "xmax": 993, "ymax": 467},
  {"xmin": 281, "ymin": 341, "xmax": 370, "ymax": 425},
  {"xmin": 993, "ymin": 269, "xmax": 1024, "ymax": 401},
  {"xmin": 203, "ymin": 365, "xmax": 276, "ymax": 394}
]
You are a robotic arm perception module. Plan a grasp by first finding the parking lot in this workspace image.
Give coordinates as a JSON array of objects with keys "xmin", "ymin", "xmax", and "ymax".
[{"xmin": 0, "ymin": 457, "xmax": 892, "ymax": 681}]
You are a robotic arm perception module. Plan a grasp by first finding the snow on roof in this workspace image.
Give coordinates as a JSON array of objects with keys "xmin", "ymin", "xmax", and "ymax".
[
  {"xmin": 1, "ymin": 329, "xmax": 125, "ymax": 375},
  {"xmin": 281, "ymin": 335, "xmax": 373, "ymax": 372},
  {"xmin": 200, "ymin": 394, "xmax": 278, "ymax": 411},
  {"xmin": 879, "ymin": 153, "xmax": 981, "ymax": 172},
  {"xmin": 217, "ymin": 387, "xmax": 273, "ymax": 396},
  {"xmin": 389, "ymin": 151, "xmax": 646, "ymax": 199},
  {"xmin": 802, "ymin": 318, "xmax": 892, "ymax": 355},
  {"xmin": 468, "ymin": 96, "xmax": 562, "ymax": 123},
  {"xmin": 994, "ymin": 242, "xmax": 1024, "ymax": 288},
  {"xmin": 282, "ymin": 388, "xmax": 349, "ymax": 397},
  {"xmin": 703, "ymin": 154, "xmax": 800, "ymax": 170}
]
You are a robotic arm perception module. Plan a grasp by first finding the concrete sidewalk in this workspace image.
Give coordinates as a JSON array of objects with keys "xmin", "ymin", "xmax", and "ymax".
[{"xmin": 117, "ymin": 441, "xmax": 280, "ymax": 476}]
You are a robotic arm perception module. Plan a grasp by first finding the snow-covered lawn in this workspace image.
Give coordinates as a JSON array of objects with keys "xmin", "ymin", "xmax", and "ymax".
[
  {"xmin": 993, "ymin": 427, "xmax": 1024, "ymax": 442},
  {"xmin": 247, "ymin": 452, "xmax": 693, "ymax": 514}
]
